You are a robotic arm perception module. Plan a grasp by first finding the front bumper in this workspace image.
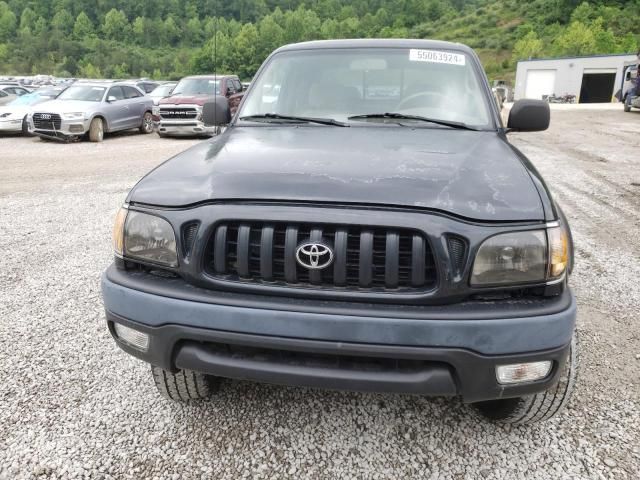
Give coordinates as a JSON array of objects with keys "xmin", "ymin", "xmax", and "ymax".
[
  {"xmin": 0, "ymin": 118, "xmax": 23, "ymax": 132},
  {"xmin": 102, "ymin": 265, "xmax": 576, "ymax": 402},
  {"xmin": 28, "ymin": 117, "xmax": 89, "ymax": 139},
  {"xmin": 157, "ymin": 120, "xmax": 217, "ymax": 137}
]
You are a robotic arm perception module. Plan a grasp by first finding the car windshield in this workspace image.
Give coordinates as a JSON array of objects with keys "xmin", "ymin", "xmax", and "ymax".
[
  {"xmin": 150, "ymin": 84, "xmax": 175, "ymax": 97},
  {"xmin": 172, "ymin": 78, "xmax": 220, "ymax": 96},
  {"xmin": 8, "ymin": 92, "xmax": 48, "ymax": 106},
  {"xmin": 57, "ymin": 85, "xmax": 106, "ymax": 102},
  {"xmin": 240, "ymin": 48, "xmax": 492, "ymax": 129}
]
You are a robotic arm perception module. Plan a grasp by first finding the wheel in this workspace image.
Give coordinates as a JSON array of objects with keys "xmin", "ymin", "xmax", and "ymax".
[
  {"xmin": 151, "ymin": 366, "xmax": 219, "ymax": 401},
  {"xmin": 474, "ymin": 334, "xmax": 578, "ymax": 424},
  {"xmin": 88, "ymin": 117, "xmax": 104, "ymax": 142},
  {"xmin": 21, "ymin": 115, "xmax": 32, "ymax": 136},
  {"xmin": 139, "ymin": 112, "xmax": 154, "ymax": 134}
]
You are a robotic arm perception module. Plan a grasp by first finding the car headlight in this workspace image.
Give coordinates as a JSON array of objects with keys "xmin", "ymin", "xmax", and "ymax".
[
  {"xmin": 471, "ymin": 225, "xmax": 569, "ymax": 287},
  {"xmin": 112, "ymin": 207, "xmax": 178, "ymax": 267},
  {"xmin": 63, "ymin": 112, "xmax": 84, "ymax": 119},
  {"xmin": 152, "ymin": 106, "xmax": 160, "ymax": 116}
]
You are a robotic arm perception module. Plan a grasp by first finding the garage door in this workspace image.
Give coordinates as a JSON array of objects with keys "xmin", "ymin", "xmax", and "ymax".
[{"xmin": 525, "ymin": 70, "xmax": 556, "ymax": 100}]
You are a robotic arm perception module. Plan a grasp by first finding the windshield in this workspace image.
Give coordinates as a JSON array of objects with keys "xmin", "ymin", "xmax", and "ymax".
[
  {"xmin": 57, "ymin": 85, "xmax": 106, "ymax": 102},
  {"xmin": 240, "ymin": 48, "xmax": 492, "ymax": 129},
  {"xmin": 150, "ymin": 84, "xmax": 175, "ymax": 97},
  {"xmin": 172, "ymin": 78, "xmax": 220, "ymax": 96},
  {"xmin": 8, "ymin": 92, "xmax": 47, "ymax": 106}
]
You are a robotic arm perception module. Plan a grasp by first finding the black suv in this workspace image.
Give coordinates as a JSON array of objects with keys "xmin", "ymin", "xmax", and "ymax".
[{"xmin": 102, "ymin": 40, "xmax": 577, "ymax": 424}]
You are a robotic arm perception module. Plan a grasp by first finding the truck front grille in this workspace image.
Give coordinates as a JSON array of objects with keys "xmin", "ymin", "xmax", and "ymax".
[
  {"xmin": 205, "ymin": 222, "xmax": 437, "ymax": 291},
  {"xmin": 32, "ymin": 113, "xmax": 61, "ymax": 130},
  {"xmin": 159, "ymin": 107, "xmax": 197, "ymax": 120}
]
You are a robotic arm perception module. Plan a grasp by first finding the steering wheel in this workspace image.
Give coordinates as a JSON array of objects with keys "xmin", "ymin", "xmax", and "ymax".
[{"xmin": 396, "ymin": 91, "xmax": 447, "ymax": 111}]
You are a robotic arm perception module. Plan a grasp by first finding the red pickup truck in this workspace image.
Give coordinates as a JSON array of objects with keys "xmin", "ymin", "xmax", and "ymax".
[{"xmin": 154, "ymin": 74, "xmax": 244, "ymax": 137}]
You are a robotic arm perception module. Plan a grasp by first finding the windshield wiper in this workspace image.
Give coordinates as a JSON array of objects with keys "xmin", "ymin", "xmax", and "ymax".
[
  {"xmin": 239, "ymin": 113, "xmax": 349, "ymax": 127},
  {"xmin": 347, "ymin": 113, "xmax": 479, "ymax": 131}
]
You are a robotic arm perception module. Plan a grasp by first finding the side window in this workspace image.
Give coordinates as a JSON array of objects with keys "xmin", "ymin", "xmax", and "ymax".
[
  {"xmin": 124, "ymin": 86, "xmax": 143, "ymax": 99},
  {"xmin": 225, "ymin": 79, "xmax": 236, "ymax": 96},
  {"xmin": 16, "ymin": 87, "xmax": 28, "ymax": 96},
  {"xmin": 233, "ymin": 79, "xmax": 243, "ymax": 92},
  {"xmin": 108, "ymin": 86, "xmax": 125, "ymax": 101}
]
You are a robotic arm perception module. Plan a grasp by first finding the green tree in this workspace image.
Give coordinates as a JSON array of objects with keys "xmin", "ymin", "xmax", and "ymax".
[
  {"xmin": 0, "ymin": 1, "xmax": 17, "ymax": 41},
  {"xmin": 79, "ymin": 62, "xmax": 102, "ymax": 78},
  {"xmin": 512, "ymin": 31, "xmax": 544, "ymax": 60},
  {"xmin": 51, "ymin": 9, "xmax": 74, "ymax": 35},
  {"xmin": 103, "ymin": 9, "xmax": 129, "ymax": 42},
  {"xmin": 552, "ymin": 21, "xmax": 596, "ymax": 56},
  {"xmin": 73, "ymin": 12, "xmax": 94, "ymax": 39}
]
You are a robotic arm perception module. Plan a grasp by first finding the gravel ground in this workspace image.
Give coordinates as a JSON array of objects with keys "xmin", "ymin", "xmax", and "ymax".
[{"xmin": 1, "ymin": 114, "xmax": 639, "ymax": 479}]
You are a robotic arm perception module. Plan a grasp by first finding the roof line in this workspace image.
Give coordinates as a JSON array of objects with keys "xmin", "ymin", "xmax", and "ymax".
[{"xmin": 517, "ymin": 52, "xmax": 637, "ymax": 63}]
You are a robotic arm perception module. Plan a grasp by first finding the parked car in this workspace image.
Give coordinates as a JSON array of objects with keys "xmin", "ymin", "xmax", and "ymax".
[
  {"xmin": 154, "ymin": 74, "xmax": 244, "ymax": 137},
  {"xmin": 103, "ymin": 39, "xmax": 576, "ymax": 424},
  {"xmin": 1, "ymin": 84, "xmax": 31, "ymax": 97},
  {"xmin": 148, "ymin": 82, "xmax": 177, "ymax": 106},
  {"xmin": 27, "ymin": 81, "xmax": 154, "ymax": 142},
  {"xmin": 0, "ymin": 90, "xmax": 16, "ymax": 106},
  {"xmin": 0, "ymin": 87, "xmax": 65, "ymax": 134},
  {"xmin": 622, "ymin": 61, "xmax": 639, "ymax": 112},
  {"xmin": 125, "ymin": 80, "xmax": 159, "ymax": 94}
]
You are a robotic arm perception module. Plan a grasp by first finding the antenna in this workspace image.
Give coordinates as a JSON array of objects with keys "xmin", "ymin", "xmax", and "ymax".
[{"xmin": 213, "ymin": 15, "xmax": 218, "ymax": 128}]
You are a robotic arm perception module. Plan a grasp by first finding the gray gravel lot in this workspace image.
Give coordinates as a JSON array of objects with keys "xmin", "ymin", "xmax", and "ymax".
[{"xmin": 1, "ymin": 113, "xmax": 639, "ymax": 479}]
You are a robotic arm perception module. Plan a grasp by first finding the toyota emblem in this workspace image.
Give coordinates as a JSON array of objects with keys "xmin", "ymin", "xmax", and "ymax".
[{"xmin": 296, "ymin": 242, "xmax": 334, "ymax": 270}]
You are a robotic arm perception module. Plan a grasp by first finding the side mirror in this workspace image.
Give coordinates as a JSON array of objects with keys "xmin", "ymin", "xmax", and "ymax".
[
  {"xmin": 626, "ymin": 72, "xmax": 632, "ymax": 81},
  {"xmin": 202, "ymin": 96, "xmax": 231, "ymax": 126},
  {"xmin": 507, "ymin": 99, "xmax": 550, "ymax": 132},
  {"xmin": 107, "ymin": 95, "xmax": 117, "ymax": 103}
]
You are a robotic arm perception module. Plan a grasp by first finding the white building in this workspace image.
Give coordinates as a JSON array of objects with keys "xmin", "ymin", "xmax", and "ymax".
[{"xmin": 514, "ymin": 53, "xmax": 637, "ymax": 103}]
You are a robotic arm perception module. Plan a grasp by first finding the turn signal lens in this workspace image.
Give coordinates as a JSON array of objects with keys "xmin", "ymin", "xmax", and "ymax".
[
  {"xmin": 548, "ymin": 226, "xmax": 568, "ymax": 278},
  {"xmin": 114, "ymin": 323, "xmax": 150, "ymax": 352},
  {"xmin": 496, "ymin": 361, "xmax": 552, "ymax": 384},
  {"xmin": 112, "ymin": 207, "xmax": 128, "ymax": 256}
]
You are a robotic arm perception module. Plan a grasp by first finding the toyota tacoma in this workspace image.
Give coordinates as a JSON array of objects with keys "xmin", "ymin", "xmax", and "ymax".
[{"xmin": 103, "ymin": 40, "xmax": 577, "ymax": 424}]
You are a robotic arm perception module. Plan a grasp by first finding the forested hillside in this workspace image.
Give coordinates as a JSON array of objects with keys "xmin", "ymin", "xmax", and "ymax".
[{"xmin": 0, "ymin": 0, "xmax": 638, "ymax": 81}]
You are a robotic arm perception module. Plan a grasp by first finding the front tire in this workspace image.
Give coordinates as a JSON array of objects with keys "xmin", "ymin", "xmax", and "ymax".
[
  {"xmin": 139, "ymin": 112, "xmax": 153, "ymax": 134},
  {"xmin": 151, "ymin": 366, "xmax": 219, "ymax": 402},
  {"xmin": 474, "ymin": 334, "xmax": 578, "ymax": 424},
  {"xmin": 22, "ymin": 115, "xmax": 32, "ymax": 136},
  {"xmin": 88, "ymin": 117, "xmax": 104, "ymax": 142}
]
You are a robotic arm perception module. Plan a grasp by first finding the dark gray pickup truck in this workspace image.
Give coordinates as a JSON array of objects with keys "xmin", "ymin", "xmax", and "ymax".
[{"xmin": 102, "ymin": 39, "xmax": 577, "ymax": 424}]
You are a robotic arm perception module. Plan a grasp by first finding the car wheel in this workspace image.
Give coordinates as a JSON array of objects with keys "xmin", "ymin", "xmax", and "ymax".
[
  {"xmin": 151, "ymin": 366, "xmax": 220, "ymax": 402},
  {"xmin": 21, "ymin": 115, "xmax": 32, "ymax": 136},
  {"xmin": 89, "ymin": 117, "xmax": 104, "ymax": 142},
  {"xmin": 473, "ymin": 334, "xmax": 578, "ymax": 424},
  {"xmin": 140, "ymin": 112, "xmax": 153, "ymax": 134}
]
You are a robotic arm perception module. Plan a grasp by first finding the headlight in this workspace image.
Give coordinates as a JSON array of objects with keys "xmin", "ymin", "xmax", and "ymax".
[
  {"xmin": 112, "ymin": 208, "xmax": 178, "ymax": 267},
  {"xmin": 471, "ymin": 225, "xmax": 570, "ymax": 287},
  {"xmin": 63, "ymin": 112, "xmax": 84, "ymax": 119},
  {"xmin": 152, "ymin": 106, "xmax": 160, "ymax": 116},
  {"xmin": 471, "ymin": 230, "xmax": 547, "ymax": 286}
]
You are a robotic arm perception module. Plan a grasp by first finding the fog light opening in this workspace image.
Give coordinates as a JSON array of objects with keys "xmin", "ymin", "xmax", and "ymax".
[
  {"xmin": 113, "ymin": 323, "xmax": 150, "ymax": 352},
  {"xmin": 496, "ymin": 361, "xmax": 552, "ymax": 385}
]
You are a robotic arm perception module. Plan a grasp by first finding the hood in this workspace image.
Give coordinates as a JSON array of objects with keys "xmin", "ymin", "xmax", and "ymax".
[
  {"xmin": 0, "ymin": 97, "xmax": 50, "ymax": 118},
  {"xmin": 31, "ymin": 99, "xmax": 98, "ymax": 113},
  {"xmin": 129, "ymin": 126, "xmax": 544, "ymax": 222},
  {"xmin": 159, "ymin": 94, "xmax": 213, "ymax": 106},
  {"xmin": 0, "ymin": 104, "xmax": 30, "ymax": 118}
]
